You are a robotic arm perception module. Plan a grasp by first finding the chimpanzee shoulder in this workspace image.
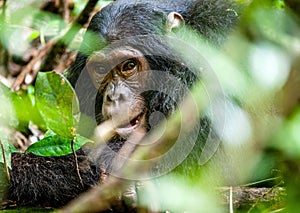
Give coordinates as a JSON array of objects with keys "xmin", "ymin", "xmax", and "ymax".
[{"xmin": 8, "ymin": 150, "xmax": 100, "ymax": 207}]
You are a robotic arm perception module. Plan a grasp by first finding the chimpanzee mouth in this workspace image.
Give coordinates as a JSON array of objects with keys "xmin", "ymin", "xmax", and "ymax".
[{"xmin": 116, "ymin": 112, "xmax": 144, "ymax": 135}]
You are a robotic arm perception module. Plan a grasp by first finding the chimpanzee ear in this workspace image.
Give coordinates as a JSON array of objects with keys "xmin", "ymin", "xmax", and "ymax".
[{"xmin": 166, "ymin": 12, "xmax": 184, "ymax": 32}]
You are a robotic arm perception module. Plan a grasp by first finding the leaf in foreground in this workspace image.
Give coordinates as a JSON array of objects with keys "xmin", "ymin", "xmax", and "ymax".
[
  {"xmin": 35, "ymin": 71, "xmax": 80, "ymax": 138},
  {"xmin": 26, "ymin": 134, "xmax": 92, "ymax": 156}
]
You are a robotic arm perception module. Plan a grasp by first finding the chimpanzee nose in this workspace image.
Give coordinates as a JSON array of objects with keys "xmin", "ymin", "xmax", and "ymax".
[{"xmin": 105, "ymin": 83, "xmax": 125, "ymax": 103}]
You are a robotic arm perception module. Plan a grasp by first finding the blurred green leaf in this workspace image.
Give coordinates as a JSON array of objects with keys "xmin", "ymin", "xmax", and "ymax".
[
  {"xmin": 139, "ymin": 176, "xmax": 222, "ymax": 213},
  {"xmin": 35, "ymin": 71, "xmax": 80, "ymax": 138},
  {"xmin": 42, "ymin": 20, "xmax": 62, "ymax": 36},
  {"xmin": 275, "ymin": 0, "xmax": 285, "ymax": 9},
  {"xmin": 25, "ymin": 134, "xmax": 92, "ymax": 156},
  {"xmin": 27, "ymin": 85, "xmax": 36, "ymax": 106},
  {"xmin": 33, "ymin": 12, "xmax": 64, "ymax": 37},
  {"xmin": 272, "ymin": 108, "xmax": 300, "ymax": 159},
  {"xmin": 27, "ymin": 30, "xmax": 40, "ymax": 41},
  {"xmin": 0, "ymin": 83, "xmax": 17, "ymax": 128},
  {"xmin": 44, "ymin": 129, "xmax": 56, "ymax": 138},
  {"xmin": 0, "ymin": 82, "xmax": 44, "ymax": 132},
  {"xmin": 0, "ymin": 25, "xmax": 34, "ymax": 57},
  {"xmin": 0, "ymin": 130, "xmax": 12, "ymax": 169}
]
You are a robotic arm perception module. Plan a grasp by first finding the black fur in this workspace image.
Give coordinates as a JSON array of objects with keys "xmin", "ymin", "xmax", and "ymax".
[
  {"xmin": 8, "ymin": 0, "xmax": 238, "ymax": 208},
  {"xmin": 8, "ymin": 150, "xmax": 100, "ymax": 208},
  {"xmin": 68, "ymin": 0, "xmax": 238, "ymax": 173}
]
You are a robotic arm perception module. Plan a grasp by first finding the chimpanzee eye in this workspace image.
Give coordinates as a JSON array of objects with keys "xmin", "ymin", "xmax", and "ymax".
[
  {"xmin": 87, "ymin": 61, "xmax": 107, "ymax": 74},
  {"xmin": 122, "ymin": 59, "xmax": 137, "ymax": 72},
  {"xmin": 97, "ymin": 66, "xmax": 106, "ymax": 74}
]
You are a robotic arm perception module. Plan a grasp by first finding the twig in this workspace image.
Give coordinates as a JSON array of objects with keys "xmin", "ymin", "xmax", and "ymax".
[
  {"xmin": 229, "ymin": 186, "xmax": 233, "ymax": 213},
  {"xmin": 247, "ymin": 181, "xmax": 285, "ymax": 213},
  {"xmin": 71, "ymin": 136, "xmax": 83, "ymax": 187},
  {"xmin": 41, "ymin": 0, "xmax": 99, "ymax": 71},
  {"xmin": 60, "ymin": 0, "xmax": 70, "ymax": 21},
  {"xmin": 11, "ymin": 40, "xmax": 55, "ymax": 90},
  {"xmin": 241, "ymin": 177, "xmax": 281, "ymax": 187},
  {"xmin": 0, "ymin": 139, "xmax": 10, "ymax": 182},
  {"xmin": 219, "ymin": 186, "xmax": 286, "ymax": 210},
  {"xmin": 12, "ymin": 0, "xmax": 99, "ymax": 89},
  {"xmin": 0, "ymin": 0, "xmax": 7, "ymax": 18},
  {"xmin": 72, "ymin": 0, "xmax": 99, "ymax": 27}
]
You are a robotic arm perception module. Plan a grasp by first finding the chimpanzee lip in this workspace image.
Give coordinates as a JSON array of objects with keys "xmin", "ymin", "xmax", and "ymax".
[{"xmin": 116, "ymin": 112, "xmax": 144, "ymax": 134}]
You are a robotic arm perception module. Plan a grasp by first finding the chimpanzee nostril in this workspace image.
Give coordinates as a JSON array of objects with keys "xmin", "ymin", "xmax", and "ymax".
[
  {"xmin": 106, "ymin": 83, "xmax": 116, "ymax": 102},
  {"xmin": 106, "ymin": 90, "xmax": 120, "ymax": 102},
  {"xmin": 105, "ymin": 82, "xmax": 128, "ymax": 103},
  {"xmin": 119, "ymin": 93, "xmax": 126, "ymax": 102},
  {"xmin": 107, "ymin": 92, "xmax": 124, "ymax": 102},
  {"xmin": 106, "ymin": 95, "xmax": 113, "ymax": 102}
]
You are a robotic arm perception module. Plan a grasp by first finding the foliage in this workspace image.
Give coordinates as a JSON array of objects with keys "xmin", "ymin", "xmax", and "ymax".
[
  {"xmin": 0, "ymin": 0, "xmax": 300, "ymax": 212},
  {"xmin": 35, "ymin": 72, "xmax": 79, "ymax": 138},
  {"xmin": 26, "ymin": 130, "xmax": 91, "ymax": 156},
  {"xmin": 0, "ymin": 71, "xmax": 93, "ymax": 161}
]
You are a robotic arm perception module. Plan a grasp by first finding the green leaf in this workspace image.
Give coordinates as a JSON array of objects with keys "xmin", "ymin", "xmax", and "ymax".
[
  {"xmin": 9, "ymin": 143, "xmax": 20, "ymax": 153},
  {"xmin": 0, "ymin": 83, "xmax": 45, "ymax": 132},
  {"xmin": 272, "ymin": 107, "xmax": 300, "ymax": 158},
  {"xmin": 0, "ymin": 129, "xmax": 15, "ymax": 169},
  {"xmin": 44, "ymin": 129, "xmax": 56, "ymax": 137},
  {"xmin": 35, "ymin": 71, "xmax": 80, "ymax": 138},
  {"xmin": 0, "ymin": 84, "xmax": 17, "ymax": 128},
  {"xmin": 27, "ymin": 85, "xmax": 36, "ymax": 106},
  {"xmin": 27, "ymin": 30, "xmax": 40, "ymax": 41},
  {"xmin": 25, "ymin": 134, "xmax": 92, "ymax": 156}
]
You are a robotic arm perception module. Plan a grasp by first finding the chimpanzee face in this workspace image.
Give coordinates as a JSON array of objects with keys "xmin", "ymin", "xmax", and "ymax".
[
  {"xmin": 86, "ymin": 46, "xmax": 149, "ymax": 136},
  {"xmin": 75, "ymin": 2, "xmax": 185, "ymax": 138}
]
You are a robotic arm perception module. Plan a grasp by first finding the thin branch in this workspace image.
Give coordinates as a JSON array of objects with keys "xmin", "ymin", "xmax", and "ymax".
[
  {"xmin": 229, "ymin": 186, "xmax": 233, "ymax": 213},
  {"xmin": 11, "ymin": 40, "xmax": 55, "ymax": 90},
  {"xmin": 60, "ymin": 0, "xmax": 70, "ymax": 21},
  {"xmin": 12, "ymin": 0, "xmax": 99, "ymax": 89},
  {"xmin": 0, "ymin": 0, "xmax": 7, "ymax": 18},
  {"xmin": 219, "ymin": 186, "xmax": 286, "ymax": 210},
  {"xmin": 246, "ymin": 181, "xmax": 285, "ymax": 213},
  {"xmin": 71, "ymin": 136, "xmax": 83, "ymax": 187},
  {"xmin": 41, "ymin": 0, "xmax": 99, "ymax": 71}
]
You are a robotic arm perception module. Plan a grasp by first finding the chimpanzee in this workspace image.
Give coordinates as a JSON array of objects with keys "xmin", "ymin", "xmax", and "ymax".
[{"xmin": 8, "ymin": 0, "xmax": 238, "ymax": 209}]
